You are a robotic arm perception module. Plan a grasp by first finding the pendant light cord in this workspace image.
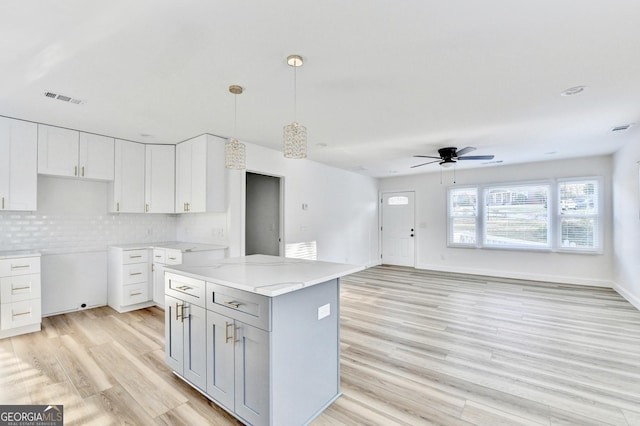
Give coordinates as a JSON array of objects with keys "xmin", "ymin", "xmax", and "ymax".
[
  {"xmin": 233, "ymin": 93, "xmax": 237, "ymax": 138},
  {"xmin": 293, "ymin": 64, "xmax": 297, "ymax": 122}
]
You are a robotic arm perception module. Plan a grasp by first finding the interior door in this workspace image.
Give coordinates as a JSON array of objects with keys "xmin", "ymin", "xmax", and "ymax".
[{"xmin": 381, "ymin": 191, "xmax": 415, "ymax": 267}]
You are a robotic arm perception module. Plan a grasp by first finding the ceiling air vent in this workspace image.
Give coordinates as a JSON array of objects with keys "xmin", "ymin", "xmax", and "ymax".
[{"xmin": 44, "ymin": 91, "xmax": 84, "ymax": 105}]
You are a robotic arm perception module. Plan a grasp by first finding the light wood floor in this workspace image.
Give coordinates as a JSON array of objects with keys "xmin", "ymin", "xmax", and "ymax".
[{"xmin": 1, "ymin": 266, "xmax": 640, "ymax": 425}]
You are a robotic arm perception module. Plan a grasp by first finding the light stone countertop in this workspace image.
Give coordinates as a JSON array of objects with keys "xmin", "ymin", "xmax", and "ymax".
[
  {"xmin": 164, "ymin": 254, "xmax": 365, "ymax": 297},
  {"xmin": 0, "ymin": 250, "xmax": 41, "ymax": 259},
  {"xmin": 110, "ymin": 241, "xmax": 228, "ymax": 252}
]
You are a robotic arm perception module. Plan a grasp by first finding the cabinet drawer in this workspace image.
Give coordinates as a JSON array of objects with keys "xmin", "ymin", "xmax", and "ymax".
[
  {"xmin": 206, "ymin": 282, "xmax": 271, "ymax": 331},
  {"xmin": 122, "ymin": 283, "xmax": 150, "ymax": 306},
  {"xmin": 165, "ymin": 273, "xmax": 205, "ymax": 307},
  {"xmin": 122, "ymin": 249, "xmax": 149, "ymax": 264},
  {"xmin": 122, "ymin": 263, "xmax": 149, "ymax": 285},
  {"xmin": 0, "ymin": 257, "xmax": 41, "ymax": 277},
  {"xmin": 1, "ymin": 274, "xmax": 41, "ymax": 303},
  {"xmin": 1, "ymin": 299, "xmax": 41, "ymax": 330},
  {"xmin": 165, "ymin": 249, "xmax": 182, "ymax": 265},
  {"xmin": 152, "ymin": 249, "xmax": 166, "ymax": 264}
]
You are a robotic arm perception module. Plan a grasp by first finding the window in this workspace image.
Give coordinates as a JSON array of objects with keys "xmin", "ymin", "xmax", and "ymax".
[
  {"xmin": 387, "ymin": 196, "xmax": 409, "ymax": 205},
  {"xmin": 558, "ymin": 179, "xmax": 600, "ymax": 251},
  {"xmin": 484, "ymin": 184, "xmax": 550, "ymax": 249},
  {"xmin": 447, "ymin": 178, "xmax": 601, "ymax": 253},
  {"xmin": 448, "ymin": 188, "xmax": 477, "ymax": 245}
]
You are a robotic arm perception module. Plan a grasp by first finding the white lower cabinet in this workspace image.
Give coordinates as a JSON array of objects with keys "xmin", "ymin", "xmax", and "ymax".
[
  {"xmin": 0, "ymin": 255, "xmax": 42, "ymax": 339},
  {"xmin": 107, "ymin": 247, "xmax": 153, "ymax": 313}
]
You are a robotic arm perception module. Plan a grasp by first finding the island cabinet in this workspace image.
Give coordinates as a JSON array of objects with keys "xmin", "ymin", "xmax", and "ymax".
[
  {"xmin": 165, "ymin": 273, "xmax": 208, "ymax": 390},
  {"xmin": 206, "ymin": 283, "xmax": 270, "ymax": 426},
  {"xmin": 163, "ymin": 254, "xmax": 359, "ymax": 426}
]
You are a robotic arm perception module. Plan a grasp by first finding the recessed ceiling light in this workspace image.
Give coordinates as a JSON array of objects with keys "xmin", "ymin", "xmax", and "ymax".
[{"xmin": 560, "ymin": 86, "xmax": 587, "ymax": 96}]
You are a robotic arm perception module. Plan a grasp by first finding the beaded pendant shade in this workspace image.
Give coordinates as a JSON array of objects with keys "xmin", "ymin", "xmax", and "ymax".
[
  {"xmin": 225, "ymin": 85, "xmax": 246, "ymax": 169},
  {"xmin": 283, "ymin": 54, "xmax": 307, "ymax": 159}
]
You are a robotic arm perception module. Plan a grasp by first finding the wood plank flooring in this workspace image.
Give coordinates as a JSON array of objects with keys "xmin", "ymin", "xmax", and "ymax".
[{"xmin": 1, "ymin": 266, "xmax": 640, "ymax": 425}]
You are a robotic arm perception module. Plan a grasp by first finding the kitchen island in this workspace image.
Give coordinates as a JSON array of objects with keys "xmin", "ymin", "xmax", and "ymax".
[{"xmin": 163, "ymin": 254, "xmax": 364, "ymax": 426}]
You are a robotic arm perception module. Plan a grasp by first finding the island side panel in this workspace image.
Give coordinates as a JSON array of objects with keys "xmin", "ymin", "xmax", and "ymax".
[{"xmin": 270, "ymin": 278, "xmax": 340, "ymax": 426}]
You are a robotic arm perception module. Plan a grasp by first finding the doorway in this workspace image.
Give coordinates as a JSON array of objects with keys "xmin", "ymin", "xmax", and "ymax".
[
  {"xmin": 381, "ymin": 191, "xmax": 415, "ymax": 267},
  {"xmin": 245, "ymin": 172, "xmax": 282, "ymax": 256}
]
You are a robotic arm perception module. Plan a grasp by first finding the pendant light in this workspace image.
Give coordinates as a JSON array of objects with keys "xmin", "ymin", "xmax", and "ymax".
[
  {"xmin": 225, "ymin": 85, "xmax": 246, "ymax": 169},
  {"xmin": 283, "ymin": 54, "xmax": 307, "ymax": 159}
]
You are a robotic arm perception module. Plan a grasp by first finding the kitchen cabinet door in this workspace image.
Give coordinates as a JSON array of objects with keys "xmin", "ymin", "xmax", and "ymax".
[
  {"xmin": 78, "ymin": 133, "xmax": 114, "ymax": 180},
  {"xmin": 206, "ymin": 310, "xmax": 235, "ymax": 410},
  {"xmin": 37, "ymin": 124, "xmax": 79, "ymax": 177},
  {"xmin": 111, "ymin": 139, "xmax": 145, "ymax": 213},
  {"xmin": 165, "ymin": 295, "xmax": 184, "ymax": 374},
  {"xmin": 175, "ymin": 139, "xmax": 193, "ymax": 213},
  {"xmin": 0, "ymin": 117, "xmax": 37, "ymax": 211},
  {"xmin": 166, "ymin": 295, "xmax": 207, "ymax": 390},
  {"xmin": 183, "ymin": 302, "xmax": 207, "ymax": 390},
  {"xmin": 235, "ymin": 322, "xmax": 269, "ymax": 426},
  {"xmin": 175, "ymin": 134, "xmax": 226, "ymax": 213},
  {"xmin": 145, "ymin": 144, "xmax": 175, "ymax": 213}
]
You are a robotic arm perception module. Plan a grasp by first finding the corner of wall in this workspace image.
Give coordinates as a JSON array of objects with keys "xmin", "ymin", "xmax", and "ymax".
[{"xmin": 612, "ymin": 281, "xmax": 640, "ymax": 312}]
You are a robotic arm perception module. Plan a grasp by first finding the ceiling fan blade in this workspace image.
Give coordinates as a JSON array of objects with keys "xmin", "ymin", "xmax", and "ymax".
[
  {"xmin": 411, "ymin": 160, "xmax": 441, "ymax": 168},
  {"xmin": 455, "ymin": 147, "xmax": 476, "ymax": 157},
  {"xmin": 458, "ymin": 155, "xmax": 495, "ymax": 161},
  {"xmin": 413, "ymin": 155, "xmax": 441, "ymax": 159}
]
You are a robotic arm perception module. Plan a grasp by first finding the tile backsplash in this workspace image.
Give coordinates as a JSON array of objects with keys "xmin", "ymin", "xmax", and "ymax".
[
  {"xmin": 0, "ymin": 176, "xmax": 177, "ymax": 254},
  {"xmin": 0, "ymin": 211, "xmax": 176, "ymax": 254}
]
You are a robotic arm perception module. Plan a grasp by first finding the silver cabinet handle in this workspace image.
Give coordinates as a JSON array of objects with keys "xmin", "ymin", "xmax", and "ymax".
[
  {"xmin": 13, "ymin": 311, "xmax": 31, "ymax": 317},
  {"xmin": 129, "ymin": 272, "xmax": 143, "ymax": 276},
  {"xmin": 11, "ymin": 265, "xmax": 30, "ymax": 269},
  {"xmin": 224, "ymin": 301, "xmax": 241, "ymax": 309},
  {"xmin": 130, "ymin": 292, "xmax": 142, "ymax": 296},
  {"xmin": 12, "ymin": 286, "xmax": 31, "ymax": 291}
]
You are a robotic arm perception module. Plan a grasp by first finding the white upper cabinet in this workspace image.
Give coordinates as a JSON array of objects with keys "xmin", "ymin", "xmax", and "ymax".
[
  {"xmin": 38, "ymin": 124, "xmax": 114, "ymax": 180},
  {"xmin": 110, "ymin": 139, "xmax": 145, "ymax": 213},
  {"xmin": 145, "ymin": 144, "xmax": 175, "ymax": 213},
  {"xmin": 78, "ymin": 133, "xmax": 115, "ymax": 180},
  {"xmin": 0, "ymin": 117, "xmax": 38, "ymax": 211},
  {"xmin": 175, "ymin": 134, "xmax": 226, "ymax": 213},
  {"xmin": 37, "ymin": 124, "xmax": 79, "ymax": 177}
]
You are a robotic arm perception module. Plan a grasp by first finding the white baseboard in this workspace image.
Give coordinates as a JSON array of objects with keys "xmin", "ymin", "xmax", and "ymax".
[
  {"xmin": 612, "ymin": 282, "xmax": 640, "ymax": 311},
  {"xmin": 415, "ymin": 263, "xmax": 613, "ymax": 288}
]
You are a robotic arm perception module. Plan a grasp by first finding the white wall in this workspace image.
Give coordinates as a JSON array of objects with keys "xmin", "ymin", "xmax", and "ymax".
[
  {"xmin": 612, "ymin": 141, "xmax": 640, "ymax": 309},
  {"xmin": 380, "ymin": 155, "xmax": 613, "ymax": 286},
  {"xmin": 223, "ymin": 143, "xmax": 379, "ymax": 267}
]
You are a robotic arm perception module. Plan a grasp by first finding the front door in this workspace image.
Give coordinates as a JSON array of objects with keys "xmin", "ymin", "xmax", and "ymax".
[{"xmin": 381, "ymin": 191, "xmax": 415, "ymax": 267}]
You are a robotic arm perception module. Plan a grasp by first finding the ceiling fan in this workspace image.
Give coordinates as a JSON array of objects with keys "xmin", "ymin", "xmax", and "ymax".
[{"xmin": 411, "ymin": 147, "xmax": 495, "ymax": 168}]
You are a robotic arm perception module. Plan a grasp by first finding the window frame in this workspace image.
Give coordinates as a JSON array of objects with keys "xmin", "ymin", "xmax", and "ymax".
[
  {"xmin": 446, "ymin": 177, "xmax": 603, "ymax": 254},
  {"xmin": 555, "ymin": 177, "xmax": 603, "ymax": 254},
  {"xmin": 447, "ymin": 186, "xmax": 478, "ymax": 248}
]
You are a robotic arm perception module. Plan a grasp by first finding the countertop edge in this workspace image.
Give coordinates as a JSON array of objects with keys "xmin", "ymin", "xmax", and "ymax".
[{"xmin": 164, "ymin": 262, "xmax": 365, "ymax": 297}]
